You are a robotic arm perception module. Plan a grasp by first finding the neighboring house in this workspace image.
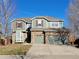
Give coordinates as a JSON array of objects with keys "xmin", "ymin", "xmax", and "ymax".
[
  {"xmin": 31, "ymin": 16, "xmax": 64, "ymax": 44},
  {"xmin": 11, "ymin": 18, "xmax": 31, "ymax": 44}
]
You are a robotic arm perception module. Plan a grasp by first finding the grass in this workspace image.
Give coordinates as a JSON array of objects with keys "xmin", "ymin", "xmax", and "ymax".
[{"xmin": 0, "ymin": 44, "xmax": 32, "ymax": 55}]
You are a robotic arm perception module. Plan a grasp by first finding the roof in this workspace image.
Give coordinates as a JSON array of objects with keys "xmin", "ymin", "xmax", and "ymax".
[
  {"xmin": 11, "ymin": 18, "xmax": 32, "ymax": 23},
  {"xmin": 11, "ymin": 16, "xmax": 63, "ymax": 23},
  {"xmin": 32, "ymin": 16, "xmax": 64, "ymax": 22},
  {"xmin": 16, "ymin": 18, "xmax": 32, "ymax": 22}
]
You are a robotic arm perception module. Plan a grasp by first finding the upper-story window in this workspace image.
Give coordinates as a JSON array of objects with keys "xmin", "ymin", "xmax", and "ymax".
[
  {"xmin": 16, "ymin": 22, "xmax": 22, "ymax": 28},
  {"xmin": 52, "ymin": 22, "xmax": 58, "ymax": 27},
  {"xmin": 36, "ymin": 20, "xmax": 43, "ymax": 27}
]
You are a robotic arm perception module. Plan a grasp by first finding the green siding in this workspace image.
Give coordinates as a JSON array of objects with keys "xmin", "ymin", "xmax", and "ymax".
[
  {"xmin": 48, "ymin": 22, "xmax": 50, "ymax": 28},
  {"xmin": 32, "ymin": 20, "xmax": 36, "ymax": 28},
  {"xmin": 59, "ymin": 22, "xmax": 63, "ymax": 28},
  {"xmin": 35, "ymin": 35, "xmax": 44, "ymax": 44},
  {"xmin": 43, "ymin": 20, "xmax": 48, "ymax": 28}
]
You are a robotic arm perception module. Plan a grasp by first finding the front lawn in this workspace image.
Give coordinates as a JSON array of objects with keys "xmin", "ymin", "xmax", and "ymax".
[{"xmin": 0, "ymin": 44, "xmax": 32, "ymax": 55}]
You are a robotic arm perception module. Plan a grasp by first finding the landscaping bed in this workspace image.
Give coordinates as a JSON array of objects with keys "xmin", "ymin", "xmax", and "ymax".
[{"xmin": 0, "ymin": 44, "xmax": 32, "ymax": 55}]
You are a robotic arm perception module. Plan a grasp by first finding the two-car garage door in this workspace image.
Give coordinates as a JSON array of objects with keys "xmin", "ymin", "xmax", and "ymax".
[
  {"xmin": 35, "ymin": 35, "xmax": 61, "ymax": 44},
  {"xmin": 35, "ymin": 35, "xmax": 67, "ymax": 44}
]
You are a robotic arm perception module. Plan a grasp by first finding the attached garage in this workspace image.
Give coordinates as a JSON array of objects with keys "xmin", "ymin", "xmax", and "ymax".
[
  {"xmin": 31, "ymin": 28, "xmax": 69, "ymax": 44},
  {"xmin": 35, "ymin": 35, "xmax": 44, "ymax": 44}
]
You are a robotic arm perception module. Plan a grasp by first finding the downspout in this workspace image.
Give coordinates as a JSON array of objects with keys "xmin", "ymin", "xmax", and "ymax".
[{"xmin": 43, "ymin": 31, "xmax": 45, "ymax": 44}]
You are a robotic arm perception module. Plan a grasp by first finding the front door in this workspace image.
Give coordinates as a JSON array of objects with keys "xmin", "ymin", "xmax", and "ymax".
[{"xmin": 35, "ymin": 35, "xmax": 44, "ymax": 44}]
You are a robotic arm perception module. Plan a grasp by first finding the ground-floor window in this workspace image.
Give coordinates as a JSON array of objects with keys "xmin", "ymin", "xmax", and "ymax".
[{"xmin": 16, "ymin": 31, "xmax": 24, "ymax": 42}]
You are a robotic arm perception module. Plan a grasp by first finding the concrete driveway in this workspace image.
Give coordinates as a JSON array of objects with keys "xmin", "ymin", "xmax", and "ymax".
[
  {"xmin": 25, "ymin": 44, "xmax": 79, "ymax": 59},
  {"xmin": 0, "ymin": 44, "xmax": 79, "ymax": 59}
]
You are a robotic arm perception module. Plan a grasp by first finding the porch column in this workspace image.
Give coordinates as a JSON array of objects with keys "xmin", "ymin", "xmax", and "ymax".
[{"xmin": 31, "ymin": 32, "xmax": 35, "ymax": 44}]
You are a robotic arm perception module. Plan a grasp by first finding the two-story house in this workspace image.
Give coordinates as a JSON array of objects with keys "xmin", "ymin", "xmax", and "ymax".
[
  {"xmin": 11, "ymin": 16, "xmax": 66, "ymax": 44},
  {"xmin": 31, "ymin": 16, "xmax": 64, "ymax": 44},
  {"xmin": 11, "ymin": 18, "xmax": 31, "ymax": 44}
]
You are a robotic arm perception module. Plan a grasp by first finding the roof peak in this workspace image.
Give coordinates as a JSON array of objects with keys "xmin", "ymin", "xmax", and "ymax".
[{"xmin": 32, "ymin": 16, "xmax": 64, "ymax": 22}]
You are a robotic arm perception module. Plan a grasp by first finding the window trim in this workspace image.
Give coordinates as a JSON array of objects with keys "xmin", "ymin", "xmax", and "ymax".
[
  {"xmin": 16, "ymin": 22, "xmax": 22, "ymax": 28},
  {"xmin": 36, "ymin": 20, "xmax": 43, "ymax": 27}
]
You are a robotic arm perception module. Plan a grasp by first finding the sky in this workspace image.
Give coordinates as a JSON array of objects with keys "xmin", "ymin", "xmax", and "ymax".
[{"xmin": 12, "ymin": 0, "xmax": 69, "ymax": 26}]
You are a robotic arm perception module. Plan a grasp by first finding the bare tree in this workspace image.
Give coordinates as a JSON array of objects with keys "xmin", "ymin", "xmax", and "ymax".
[
  {"xmin": 0, "ymin": 0, "xmax": 15, "ymax": 37},
  {"xmin": 57, "ymin": 28, "xmax": 69, "ymax": 45},
  {"xmin": 68, "ymin": 0, "xmax": 79, "ymax": 38},
  {"xmin": 0, "ymin": 1, "xmax": 3, "ymax": 33}
]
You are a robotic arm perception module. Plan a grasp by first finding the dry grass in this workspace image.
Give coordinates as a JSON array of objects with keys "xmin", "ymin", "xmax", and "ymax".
[{"xmin": 0, "ymin": 44, "xmax": 32, "ymax": 55}]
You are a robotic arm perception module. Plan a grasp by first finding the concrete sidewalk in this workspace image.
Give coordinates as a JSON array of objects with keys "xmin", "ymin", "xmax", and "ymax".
[
  {"xmin": 25, "ymin": 44, "xmax": 79, "ymax": 59},
  {"xmin": 0, "ymin": 55, "xmax": 25, "ymax": 59}
]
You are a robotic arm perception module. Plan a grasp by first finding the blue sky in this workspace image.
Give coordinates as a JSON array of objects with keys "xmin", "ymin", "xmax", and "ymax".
[{"xmin": 12, "ymin": 0, "xmax": 69, "ymax": 26}]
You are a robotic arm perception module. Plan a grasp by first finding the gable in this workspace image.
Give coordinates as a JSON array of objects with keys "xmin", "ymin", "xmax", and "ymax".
[
  {"xmin": 32, "ymin": 16, "xmax": 48, "ymax": 22},
  {"xmin": 32, "ymin": 16, "xmax": 63, "ymax": 22}
]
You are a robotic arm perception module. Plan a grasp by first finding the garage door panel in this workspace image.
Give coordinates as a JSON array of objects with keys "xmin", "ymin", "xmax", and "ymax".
[
  {"xmin": 48, "ymin": 35, "xmax": 62, "ymax": 44},
  {"xmin": 35, "ymin": 35, "xmax": 44, "ymax": 44}
]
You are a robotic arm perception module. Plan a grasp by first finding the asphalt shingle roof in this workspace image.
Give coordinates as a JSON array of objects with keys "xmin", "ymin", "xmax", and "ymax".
[{"xmin": 32, "ymin": 16, "xmax": 64, "ymax": 22}]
